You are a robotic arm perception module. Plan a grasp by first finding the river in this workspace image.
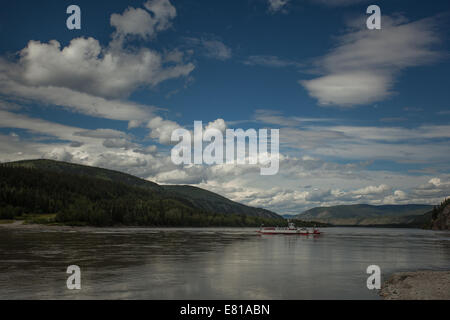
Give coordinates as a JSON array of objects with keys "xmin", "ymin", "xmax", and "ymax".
[{"xmin": 0, "ymin": 226, "xmax": 448, "ymax": 299}]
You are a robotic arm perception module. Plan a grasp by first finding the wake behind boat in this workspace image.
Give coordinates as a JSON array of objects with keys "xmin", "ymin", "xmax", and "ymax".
[{"xmin": 258, "ymin": 222, "xmax": 321, "ymax": 235}]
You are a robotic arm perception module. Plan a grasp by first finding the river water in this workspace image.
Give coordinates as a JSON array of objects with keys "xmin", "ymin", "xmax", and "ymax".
[{"xmin": 0, "ymin": 226, "xmax": 448, "ymax": 299}]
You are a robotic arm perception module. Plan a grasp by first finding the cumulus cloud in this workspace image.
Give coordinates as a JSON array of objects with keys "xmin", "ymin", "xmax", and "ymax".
[
  {"xmin": 205, "ymin": 118, "xmax": 227, "ymax": 133},
  {"xmin": 111, "ymin": 7, "xmax": 157, "ymax": 39},
  {"xmin": 379, "ymin": 190, "xmax": 407, "ymax": 204},
  {"xmin": 143, "ymin": 0, "xmax": 177, "ymax": 30},
  {"xmin": 300, "ymin": 15, "xmax": 442, "ymax": 107},
  {"xmin": 147, "ymin": 116, "xmax": 182, "ymax": 144},
  {"xmin": 6, "ymin": 37, "xmax": 194, "ymax": 100},
  {"xmin": 111, "ymin": 0, "xmax": 176, "ymax": 40},
  {"xmin": 44, "ymin": 148, "xmax": 74, "ymax": 163}
]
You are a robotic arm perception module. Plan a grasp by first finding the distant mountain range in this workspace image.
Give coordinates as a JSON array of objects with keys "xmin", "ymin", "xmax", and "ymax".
[
  {"xmin": 294, "ymin": 204, "xmax": 433, "ymax": 226},
  {"xmin": 0, "ymin": 159, "xmax": 282, "ymax": 226}
]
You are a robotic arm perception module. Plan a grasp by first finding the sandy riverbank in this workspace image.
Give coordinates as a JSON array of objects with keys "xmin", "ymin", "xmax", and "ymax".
[{"xmin": 380, "ymin": 270, "xmax": 450, "ymax": 300}]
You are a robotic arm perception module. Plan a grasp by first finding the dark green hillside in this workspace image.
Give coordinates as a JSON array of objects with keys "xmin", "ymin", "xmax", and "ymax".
[
  {"xmin": 0, "ymin": 159, "xmax": 284, "ymax": 227},
  {"xmin": 163, "ymin": 185, "xmax": 279, "ymax": 219},
  {"xmin": 6, "ymin": 159, "xmax": 160, "ymax": 190}
]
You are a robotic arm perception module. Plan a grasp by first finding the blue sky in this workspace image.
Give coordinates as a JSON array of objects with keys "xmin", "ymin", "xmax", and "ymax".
[{"xmin": 0, "ymin": 0, "xmax": 449, "ymax": 214}]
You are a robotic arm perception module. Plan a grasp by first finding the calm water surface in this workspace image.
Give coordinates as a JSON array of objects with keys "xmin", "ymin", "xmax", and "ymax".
[{"xmin": 0, "ymin": 227, "xmax": 449, "ymax": 299}]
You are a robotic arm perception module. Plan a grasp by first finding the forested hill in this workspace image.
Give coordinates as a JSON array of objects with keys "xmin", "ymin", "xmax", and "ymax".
[
  {"xmin": 429, "ymin": 198, "xmax": 450, "ymax": 230},
  {"xmin": 0, "ymin": 159, "xmax": 283, "ymax": 227},
  {"xmin": 163, "ymin": 185, "xmax": 278, "ymax": 218}
]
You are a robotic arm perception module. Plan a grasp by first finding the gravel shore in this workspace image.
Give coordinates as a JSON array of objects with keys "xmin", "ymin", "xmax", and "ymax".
[{"xmin": 380, "ymin": 270, "xmax": 450, "ymax": 300}]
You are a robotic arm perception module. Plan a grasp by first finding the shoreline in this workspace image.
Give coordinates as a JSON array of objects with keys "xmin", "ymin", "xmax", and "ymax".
[
  {"xmin": 0, "ymin": 219, "xmax": 332, "ymax": 231},
  {"xmin": 380, "ymin": 270, "xmax": 450, "ymax": 300},
  {"xmin": 0, "ymin": 220, "xmax": 266, "ymax": 232}
]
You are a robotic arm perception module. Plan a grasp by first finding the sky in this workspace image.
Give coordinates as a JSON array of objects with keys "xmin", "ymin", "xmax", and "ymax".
[{"xmin": 0, "ymin": 0, "xmax": 449, "ymax": 214}]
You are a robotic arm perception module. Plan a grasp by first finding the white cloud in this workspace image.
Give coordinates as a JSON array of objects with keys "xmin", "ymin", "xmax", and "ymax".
[
  {"xmin": 252, "ymin": 108, "xmax": 450, "ymax": 165},
  {"xmin": 153, "ymin": 167, "xmax": 207, "ymax": 184},
  {"xmin": 205, "ymin": 118, "xmax": 227, "ymax": 133},
  {"xmin": 0, "ymin": 99, "xmax": 22, "ymax": 111},
  {"xmin": 111, "ymin": 7, "xmax": 157, "ymax": 39},
  {"xmin": 429, "ymin": 178, "xmax": 442, "ymax": 187},
  {"xmin": 300, "ymin": 16, "xmax": 442, "ymax": 107},
  {"xmin": 244, "ymin": 55, "xmax": 301, "ymax": 68},
  {"xmin": 0, "ymin": 72, "xmax": 154, "ymax": 121},
  {"xmin": 382, "ymin": 190, "xmax": 408, "ymax": 204},
  {"xmin": 147, "ymin": 116, "xmax": 182, "ymax": 144},
  {"xmin": 143, "ymin": 0, "xmax": 177, "ymax": 30},
  {"xmin": 0, "ymin": 111, "xmax": 178, "ymax": 179},
  {"xmin": 267, "ymin": 0, "xmax": 290, "ymax": 13},
  {"xmin": 74, "ymin": 128, "xmax": 130, "ymax": 140},
  {"xmin": 44, "ymin": 148, "xmax": 74, "ymax": 163},
  {"xmin": 0, "ymin": 110, "xmax": 80, "ymax": 141},
  {"xmin": 409, "ymin": 177, "xmax": 450, "ymax": 201},
  {"xmin": 352, "ymin": 184, "xmax": 391, "ymax": 196},
  {"xmin": 185, "ymin": 37, "xmax": 232, "ymax": 60},
  {"xmin": 0, "ymin": 0, "xmax": 195, "ymax": 153},
  {"xmin": 102, "ymin": 139, "xmax": 137, "ymax": 149},
  {"xmin": 253, "ymin": 109, "xmax": 333, "ymax": 127},
  {"xmin": 6, "ymin": 37, "xmax": 194, "ymax": 100},
  {"xmin": 202, "ymin": 40, "xmax": 232, "ymax": 60},
  {"xmin": 0, "ymin": 0, "xmax": 193, "ymax": 129},
  {"xmin": 111, "ymin": 0, "xmax": 176, "ymax": 40},
  {"xmin": 301, "ymin": 71, "xmax": 391, "ymax": 106}
]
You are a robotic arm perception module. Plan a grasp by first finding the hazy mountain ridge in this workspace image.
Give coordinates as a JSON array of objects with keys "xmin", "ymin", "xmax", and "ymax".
[{"xmin": 295, "ymin": 204, "xmax": 433, "ymax": 226}]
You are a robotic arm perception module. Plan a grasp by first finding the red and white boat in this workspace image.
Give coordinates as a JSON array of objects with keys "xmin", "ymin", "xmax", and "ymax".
[{"xmin": 258, "ymin": 222, "xmax": 321, "ymax": 235}]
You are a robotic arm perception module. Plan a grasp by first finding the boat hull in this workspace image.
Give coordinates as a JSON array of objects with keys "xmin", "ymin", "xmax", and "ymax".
[
  {"xmin": 258, "ymin": 223, "xmax": 321, "ymax": 235},
  {"xmin": 258, "ymin": 230, "xmax": 318, "ymax": 235}
]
